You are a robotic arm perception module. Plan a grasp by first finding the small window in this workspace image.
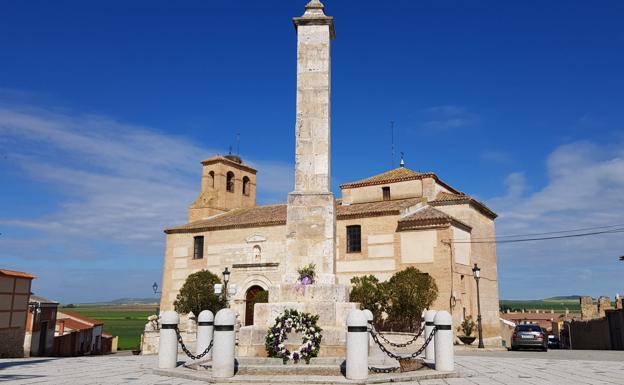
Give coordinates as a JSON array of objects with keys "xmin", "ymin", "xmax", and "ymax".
[
  {"xmin": 208, "ymin": 171, "xmax": 215, "ymax": 188},
  {"xmin": 243, "ymin": 176, "xmax": 250, "ymax": 196},
  {"xmin": 193, "ymin": 236, "xmax": 204, "ymax": 259},
  {"xmin": 226, "ymin": 171, "xmax": 235, "ymax": 193},
  {"xmin": 382, "ymin": 186, "xmax": 390, "ymax": 201},
  {"xmin": 253, "ymin": 245, "xmax": 261, "ymax": 261},
  {"xmin": 346, "ymin": 225, "xmax": 361, "ymax": 253}
]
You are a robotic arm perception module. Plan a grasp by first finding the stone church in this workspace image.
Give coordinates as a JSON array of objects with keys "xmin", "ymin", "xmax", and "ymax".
[{"xmin": 159, "ymin": 0, "xmax": 501, "ymax": 347}]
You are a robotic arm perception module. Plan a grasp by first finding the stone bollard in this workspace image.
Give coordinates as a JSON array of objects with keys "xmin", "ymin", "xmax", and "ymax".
[
  {"xmin": 424, "ymin": 310, "xmax": 437, "ymax": 363},
  {"xmin": 158, "ymin": 311, "xmax": 179, "ymax": 369},
  {"xmin": 212, "ymin": 308, "xmax": 236, "ymax": 378},
  {"xmin": 196, "ymin": 310, "xmax": 214, "ymax": 359},
  {"xmin": 434, "ymin": 311, "xmax": 454, "ymax": 372},
  {"xmin": 346, "ymin": 309, "xmax": 369, "ymax": 381}
]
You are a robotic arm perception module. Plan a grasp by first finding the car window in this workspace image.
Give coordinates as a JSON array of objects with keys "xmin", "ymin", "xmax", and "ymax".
[{"xmin": 516, "ymin": 324, "xmax": 541, "ymax": 332}]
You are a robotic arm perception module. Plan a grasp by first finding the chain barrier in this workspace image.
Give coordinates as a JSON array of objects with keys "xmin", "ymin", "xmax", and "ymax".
[
  {"xmin": 372, "ymin": 325, "xmax": 424, "ymax": 348},
  {"xmin": 368, "ymin": 366, "xmax": 400, "ymax": 373},
  {"xmin": 174, "ymin": 326, "xmax": 213, "ymax": 360},
  {"xmin": 369, "ymin": 326, "xmax": 436, "ymax": 362}
]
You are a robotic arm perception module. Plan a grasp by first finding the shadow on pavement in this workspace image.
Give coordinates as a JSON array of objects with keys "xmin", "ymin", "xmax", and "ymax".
[{"xmin": 0, "ymin": 358, "xmax": 56, "ymax": 370}]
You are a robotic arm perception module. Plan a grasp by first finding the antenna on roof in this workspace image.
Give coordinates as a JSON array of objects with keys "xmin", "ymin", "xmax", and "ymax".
[
  {"xmin": 236, "ymin": 131, "xmax": 241, "ymax": 155},
  {"xmin": 228, "ymin": 145, "xmax": 232, "ymax": 155},
  {"xmin": 400, "ymin": 152, "xmax": 405, "ymax": 167},
  {"xmin": 390, "ymin": 121, "xmax": 395, "ymax": 168}
]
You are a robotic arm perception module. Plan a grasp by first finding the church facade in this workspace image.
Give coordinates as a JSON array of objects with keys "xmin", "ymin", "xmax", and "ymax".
[
  {"xmin": 160, "ymin": 156, "xmax": 501, "ymax": 343},
  {"xmin": 159, "ymin": 0, "xmax": 501, "ymax": 345}
]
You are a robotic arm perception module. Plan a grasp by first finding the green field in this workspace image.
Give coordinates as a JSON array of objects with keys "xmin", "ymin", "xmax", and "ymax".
[
  {"xmin": 500, "ymin": 299, "xmax": 581, "ymax": 312},
  {"xmin": 63, "ymin": 305, "xmax": 157, "ymax": 350}
]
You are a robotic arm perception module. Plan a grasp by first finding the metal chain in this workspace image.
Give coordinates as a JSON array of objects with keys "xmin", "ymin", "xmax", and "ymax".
[
  {"xmin": 368, "ymin": 365, "xmax": 400, "ymax": 373},
  {"xmin": 372, "ymin": 325, "xmax": 424, "ymax": 348},
  {"xmin": 174, "ymin": 326, "xmax": 213, "ymax": 360},
  {"xmin": 369, "ymin": 326, "xmax": 436, "ymax": 361}
]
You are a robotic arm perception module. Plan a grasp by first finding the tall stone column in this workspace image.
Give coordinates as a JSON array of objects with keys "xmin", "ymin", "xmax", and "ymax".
[{"xmin": 285, "ymin": 0, "xmax": 337, "ymax": 284}]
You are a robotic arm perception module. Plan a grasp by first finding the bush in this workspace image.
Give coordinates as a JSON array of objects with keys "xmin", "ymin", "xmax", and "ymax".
[
  {"xmin": 384, "ymin": 267, "xmax": 438, "ymax": 332},
  {"xmin": 460, "ymin": 316, "xmax": 475, "ymax": 336},
  {"xmin": 174, "ymin": 270, "xmax": 225, "ymax": 316},
  {"xmin": 349, "ymin": 268, "xmax": 438, "ymax": 333},
  {"xmin": 349, "ymin": 275, "xmax": 387, "ymax": 325}
]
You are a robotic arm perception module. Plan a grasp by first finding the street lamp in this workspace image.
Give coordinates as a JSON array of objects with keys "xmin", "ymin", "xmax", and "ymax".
[
  {"xmin": 152, "ymin": 282, "xmax": 161, "ymax": 314},
  {"xmin": 472, "ymin": 263, "xmax": 485, "ymax": 349},
  {"xmin": 222, "ymin": 267, "xmax": 231, "ymax": 308}
]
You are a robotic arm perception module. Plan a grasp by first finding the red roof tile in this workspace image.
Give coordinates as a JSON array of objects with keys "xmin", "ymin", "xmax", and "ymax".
[{"xmin": 0, "ymin": 269, "xmax": 35, "ymax": 279}]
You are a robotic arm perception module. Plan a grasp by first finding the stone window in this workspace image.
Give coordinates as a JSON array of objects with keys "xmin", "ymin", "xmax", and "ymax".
[
  {"xmin": 382, "ymin": 186, "xmax": 390, "ymax": 201},
  {"xmin": 193, "ymin": 236, "xmax": 204, "ymax": 259},
  {"xmin": 208, "ymin": 171, "xmax": 215, "ymax": 188},
  {"xmin": 226, "ymin": 171, "xmax": 235, "ymax": 193},
  {"xmin": 242, "ymin": 176, "xmax": 250, "ymax": 196},
  {"xmin": 253, "ymin": 245, "xmax": 261, "ymax": 261},
  {"xmin": 346, "ymin": 225, "xmax": 361, "ymax": 253}
]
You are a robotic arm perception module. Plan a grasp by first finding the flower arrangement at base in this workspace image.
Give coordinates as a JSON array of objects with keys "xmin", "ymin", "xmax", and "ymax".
[
  {"xmin": 265, "ymin": 308, "xmax": 323, "ymax": 364},
  {"xmin": 297, "ymin": 263, "xmax": 316, "ymax": 285}
]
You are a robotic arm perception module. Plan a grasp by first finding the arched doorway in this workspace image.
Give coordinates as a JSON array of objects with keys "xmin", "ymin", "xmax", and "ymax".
[{"xmin": 245, "ymin": 285, "xmax": 268, "ymax": 326}]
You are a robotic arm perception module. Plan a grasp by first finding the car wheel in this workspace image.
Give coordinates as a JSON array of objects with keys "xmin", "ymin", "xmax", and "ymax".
[
  {"xmin": 511, "ymin": 346, "xmax": 518, "ymax": 351},
  {"xmin": 542, "ymin": 347, "xmax": 548, "ymax": 352}
]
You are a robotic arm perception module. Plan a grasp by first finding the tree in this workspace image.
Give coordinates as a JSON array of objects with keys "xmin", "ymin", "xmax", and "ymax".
[
  {"xmin": 173, "ymin": 270, "xmax": 225, "ymax": 316},
  {"xmin": 349, "ymin": 275, "xmax": 387, "ymax": 324},
  {"xmin": 385, "ymin": 267, "xmax": 438, "ymax": 332}
]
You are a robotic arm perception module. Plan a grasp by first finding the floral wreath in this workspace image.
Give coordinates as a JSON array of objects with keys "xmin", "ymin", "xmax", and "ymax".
[{"xmin": 265, "ymin": 308, "xmax": 322, "ymax": 364}]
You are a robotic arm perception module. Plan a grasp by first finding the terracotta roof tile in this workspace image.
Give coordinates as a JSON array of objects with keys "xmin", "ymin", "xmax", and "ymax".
[
  {"xmin": 0, "ymin": 269, "xmax": 35, "ymax": 279},
  {"xmin": 58, "ymin": 310, "xmax": 104, "ymax": 326},
  {"xmin": 165, "ymin": 198, "xmax": 425, "ymax": 234},
  {"xmin": 340, "ymin": 167, "xmax": 427, "ymax": 189},
  {"xmin": 430, "ymin": 192, "xmax": 497, "ymax": 219},
  {"xmin": 397, "ymin": 207, "xmax": 471, "ymax": 231}
]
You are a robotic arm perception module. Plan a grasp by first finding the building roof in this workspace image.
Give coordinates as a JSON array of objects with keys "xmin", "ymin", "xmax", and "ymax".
[
  {"xmin": 166, "ymin": 198, "xmax": 426, "ymax": 234},
  {"xmin": 58, "ymin": 310, "xmax": 104, "ymax": 326},
  {"xmin": 397, "ymin": 206, "xmax": 471, "ymax": 231},
  {"xmin": 29, "ymin": 294, "xmax": 59, "ymax": 305},
  {"xmin": 430, "ymin": 191, "xmax": 498, "ymax": 219},
  {"xmin": 58, "ymin": 318, "xmax": 94, "ymax": 331},
  {"xmin": 339, "ymin": 167, "xmax": 462, "ymax": 194},
  {"xmin": 201, "ymin": 155, "xmax": 257, "ymax": 174},
  {"xmin": 0, "ymin": 268, "xmax": 35, "ymax": 279}
]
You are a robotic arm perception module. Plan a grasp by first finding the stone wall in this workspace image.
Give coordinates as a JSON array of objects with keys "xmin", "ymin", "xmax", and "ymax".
[{"xmin": 0, "ymin": 329, "xmax": 25, "ymax": 358}]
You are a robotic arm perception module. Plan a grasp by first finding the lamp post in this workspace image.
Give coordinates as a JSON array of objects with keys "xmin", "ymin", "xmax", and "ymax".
[
  {"xmin": 152, "ymin": 282, "xmax": 162, "ymax": 314},
  {"xmin": 472, "ymin": 263, "xmax": 484, "ymax": 349},
  {"xmin": 222, "ymin": 267, "xmax": 231, "ymax": 308}
]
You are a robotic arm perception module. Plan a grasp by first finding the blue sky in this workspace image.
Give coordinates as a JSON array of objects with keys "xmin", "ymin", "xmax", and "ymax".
[{"xmin": 1, "ymin": 0, "xmax": 623, "ymax": 303}]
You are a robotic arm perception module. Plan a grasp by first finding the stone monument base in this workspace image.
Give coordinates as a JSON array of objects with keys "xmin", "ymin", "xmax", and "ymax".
[{"xmin": 237, "ymin": 283, "xmax": 359, "ymax": 357}]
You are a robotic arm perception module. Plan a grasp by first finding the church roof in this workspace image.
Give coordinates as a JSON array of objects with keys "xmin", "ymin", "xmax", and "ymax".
[
  {"xmin": 201, "ymin": 155, "xmax": 257, "ymax": 174},
  {"xmin": 397, "ymin": 206, "xmax": 471, "ymax": 231},
  {"xmin": 165, "ymin": 198, "xmax": 424, "ymax": 234},
  {"xmin": 430, "ymin": 191, "xmax": 497, "ymax": 219},
  {"xmin": 339, "ymin": 167, "xmax": 462, "ymax": 195},
  {"xmin": 339, "ymin": 167, "xmax": 425, "ymax": 189}
]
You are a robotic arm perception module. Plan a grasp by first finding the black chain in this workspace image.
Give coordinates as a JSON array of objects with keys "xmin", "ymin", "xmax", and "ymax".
[
  {"xmin": 369, "ymin": 326, "xmax": 436, "ymax": 361},
  {"xmin": 372, "ymin": 325, "xmax": 424, "ymax": 348},
  {"xmin": 368, "ymin": 366, "xmax": 400, "ymax": 373},
  {"xmin": 174, "ymin": 326, "xmax": 213, "ymax": 360}
]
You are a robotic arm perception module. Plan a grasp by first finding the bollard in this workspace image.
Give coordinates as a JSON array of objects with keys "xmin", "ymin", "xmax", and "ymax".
[
  {"xmin": 196, "ymin": 310, "xmax": 214, "ymax": 359},
  {"xmin": 212, "ymin": 308, "xmax": 236, "ymax": 378},
  {"xmin": 158, "ymin": 311, "xmax": 179, "ymax": 369},
  {"xmin": 433, "ymin": 311, "xmax": 454, "ymax": 371},
  {"xmin": 424, "ymin": 310, "xmax": 437, "ymax": 363},
  {"xmin": 346, "ymin": 309, "xmax": 369, "ymax": 380}
]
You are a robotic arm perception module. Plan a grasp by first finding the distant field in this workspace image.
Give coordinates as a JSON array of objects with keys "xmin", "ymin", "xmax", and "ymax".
[
  {"xmin": 62, "ymin": 305, "xmax": 157, "ymax": 350},
  {"xmin": 500, "ymin": 299, "xmax": 581, "ymax": 312}
]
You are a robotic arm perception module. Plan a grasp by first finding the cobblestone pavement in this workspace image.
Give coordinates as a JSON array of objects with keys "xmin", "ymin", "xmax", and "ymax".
[{"xmin": 0, "ymin": 350, "xmax": 623, "ymax": 384}]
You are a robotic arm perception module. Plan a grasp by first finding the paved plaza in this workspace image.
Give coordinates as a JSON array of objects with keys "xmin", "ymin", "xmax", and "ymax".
[{"xmin": 1, "ymin": 350, "xmax": 623, "ymax": 384}]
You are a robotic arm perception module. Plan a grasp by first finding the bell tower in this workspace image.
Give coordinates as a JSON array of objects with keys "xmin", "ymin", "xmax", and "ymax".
[{"xmin": 188, "ymin": 154, "xmax": 257, "ymax": 222}]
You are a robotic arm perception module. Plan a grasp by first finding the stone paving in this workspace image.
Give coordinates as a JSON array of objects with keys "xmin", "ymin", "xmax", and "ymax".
[{"xmin": 1, "ymin": 350, "xmax": 623, "ymax": 384}]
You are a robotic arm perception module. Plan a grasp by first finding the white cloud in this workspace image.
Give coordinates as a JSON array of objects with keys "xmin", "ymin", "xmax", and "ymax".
[
  {"xmin": 489, "ymin": 141, "xmax": 624, "ymax": 299},
  {"xmin": 0, "ymin": 102, "xmax": 293, "ymax": 270},
  {"xmin": 420, "ymin": 105, "xmax": 477, "ymax": 131}
]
